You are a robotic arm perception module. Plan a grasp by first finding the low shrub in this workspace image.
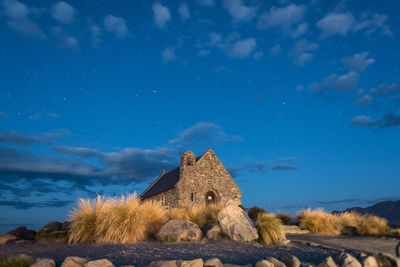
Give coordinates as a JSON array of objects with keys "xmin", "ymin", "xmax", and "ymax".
[
  {"xmin": 255, "ymin": 212, "xmax": 285, "ymax": 246},
  {"xmin": 276, "ymin": 213, "xmax": 291, "ymax": 225},
  {"xmin": 392, "ymin": 228, "xmax": 400, "ymax": 236},
  {"xmin": 0, "ymin": 256, "xmax": 34, "ymax": 267},
  {"xmin": 248, "ymin": 206, "xmax": 269, "ymax": 222},
  {"xmin": 167, "ymin": 203, "xmax": 222, "ymax": 228}
]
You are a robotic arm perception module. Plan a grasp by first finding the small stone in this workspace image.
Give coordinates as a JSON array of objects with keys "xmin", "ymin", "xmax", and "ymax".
[
  {"xmin": 360, "ymin": 256, "xmax": 378, "ymax": 267},
  {"xmin": 204, "ymin": 258, "xmax": 224, "ymax": 267},
  {"xmin": 279, "ymin": 255, "xmax": 300, "ymax": 267},
  {"xmin": 8, "ymin": 226, "xmax": 36, "ymax": 240},
  {"xmin": 206, "ymin": 224, "xmax": 223, "ymax": 241},
  {"xmin": 265, "ymin": 257, "xmax": 286, "ymax": 267},
  {"xmin": 255, "ymin": 260, "xmax": 274, "ymax": 267},
  {"xmin": 0, "ymin": 233, "xmax": 18, "ymax": 244},
  {"xmin": 32, "ymin": 258, "xmax": 56, "ymax": 267},
  {"xmin": 60, "ymin": 256, "xmax": 87, "ymax": 267},
  {"xmin": 335, "ymin": 252, "xmax": 362, "ymax": 267},
  {"xmin": 178, "ymin": 259, "xmax": 203, "ymax": 267},
  {"xmin": 224, "ymin": 264, "xmax": 252, "ymax": 267},
  {"xmin": 147, "ymin": 260, "xmax": 178, "ymax": 267},
  {"xmin": 317, "ymin": 256, "xmax": 337, "ymax": 267},
  {"xmin": 86, "ymin": 259, "xmax": 115, "ymax": 267}
]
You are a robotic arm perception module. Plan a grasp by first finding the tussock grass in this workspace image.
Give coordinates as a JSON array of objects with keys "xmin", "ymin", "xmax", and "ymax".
[
  {"xmin": 167, "ymin": 203, "xmax": 222, "ymax": 228},
  {"xmin": 255, "ymin": 212, "xmax": 285, "ymax": 246},
  {"xmin": 248, "ymin": 206, "xmax": 269, "ymax": 222},
  {"xmin": 68, "ymin": 194, "xmax": 167, "ymax": 244},
  {"xmin": 297, "ymin": 208, "xmax": 391, "ymax": 236},
  {"xmin": 0, "ymin": 256, "xmax": 34, "ymax": 267}
]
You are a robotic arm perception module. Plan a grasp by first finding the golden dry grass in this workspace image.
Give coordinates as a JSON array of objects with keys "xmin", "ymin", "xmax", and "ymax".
[
  {"xmin": 167, "ymin": 203, "xmax": 222, "ymax": 228},
  {"xmin": 297, "ymin": 208, "xmax": 391, "ymax": 236},
  {"xmin": 255, "ymin": 212, "xmax": 285, "ymax": 246},
  {"xmin": 68, "ymin": 194, "xmax": 167, "ymax": 244}
]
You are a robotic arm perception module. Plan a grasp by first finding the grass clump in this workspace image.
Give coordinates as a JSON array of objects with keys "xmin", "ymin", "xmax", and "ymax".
[
  {"xmin": 255, "ymin": 212, "xmax": 285, "ymax": 246},
  {"xmin": 297, "ymin": 208, "xmax": 391, "ymax": 236},
  {"xmin": 248, "ymin": 206, "xmax": 269, "ymax": 222},
  {"xmin": 167, "ymin": 203, "xmax": 222, "ymax": 228},
  {"xmin": 0, "ymin": 256, "xmax": 34, "ymax": 267},
  {"xmin": 297, "ymin": 208, "xmax": 341, "ymax": 235},
  {"xmin": 68, "ymin": 194, "xmax": 167, "ymax": 244}
]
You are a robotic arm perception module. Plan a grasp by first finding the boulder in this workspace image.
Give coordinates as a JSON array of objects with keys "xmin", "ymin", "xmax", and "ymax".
[
  {"xmin": 147, "ymin": 260, "xmax": 178, "ymax": 267},
  {"xmin": 265, "ymin": 257, "xmax": 286, "ymax": 267},
  {"xmin": 360, "ymin": 256, "xmax": 378, "ymax": 267},
  {"xmin": 255, "ymin": 260, "xmax": 274, "ymax": 267},
  {"xmin": 224, "ymin": 264, "xmax": 252, "ymax": 267},
  {"xmin": 317, "ymin": 257, "xmax": 337, "ymax": 267},
  {"xmin": 218, "ymin": 200, "xmax": 258, "ymax": 242},
  {"xmin": 279, "ymin": 255, "xmax": 300, "ymax": 267},
  {"xmin": 0, "ymin": 233, "xmax": 18, "ymax": 244},
  {"xmin": 157, "ymin": 219, "xmax": 202, "ymax": 242},
  {"xmin": 8, "ymin": 226, "xmax": 36, "ymax": 240},
  {"xmin": 62, "ymin": 221, "xmax": 72, "ymax": 231},
  {"xmin": 38, "ymin": 221, "xmax": 63, "ymax": 234},
  {"xmin": 86, "ymin": 259, "xmax": 115, "ymax": 267},
  {"xmin": 31, "ymin": 258, "xmax": 56, "ymax": 267},
  {"xmin": 179, "ymin": 259, "xmax": 203, "ymax": 267},
  {"xmin": 204, "ymin": 258, "xmax": 224, "ymax": 267},
  {"xmin": 206, "ymin": 224, "xmax": 223, "ymax": 241},
  {"xmin": 60, "ymin": 256, "xmax": 87, "ymax": 267},
  {"xmin": 335, "ymin": 252, "xmax": 361, "ymax": 267}
]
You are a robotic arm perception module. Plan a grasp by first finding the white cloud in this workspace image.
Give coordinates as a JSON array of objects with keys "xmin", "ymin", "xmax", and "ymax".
[
  {"xmin": 229, "ymin": 38, "xmax": 257, "ymax": 59},
  {"xmin": 52, "ymin": 1, "xmax": 76, "ymax": 24},
  {"xmin": 51, "ymin": 26, "xmax": 79, "ymax": 49},
  {"xmin": 270, "ymin": 44, "xmax": 282, "ymax": 56},
  {"xmin": 290, "ymin": 39, "xmax": 318, "ymax": 65},
  {"xmin": 65, "ymin": 36, "xmax": 78, "ymax": 48},
  {"xmin": 222, "ymin": 0, "xmax": 257, "ymax": 22},
  {"xmin": 317, "ymin": 12, "xmax": 354, "ymax": 38},
  {"xmin": 89, "ymin": 22, "xmax": 102, "ymax": 45},
  {"xmin": 2, "ymin": 0, "xmax": 46, "ymax": 39},
  {"xmin": 258, "ymin": 4, "xmax": 305, "ymax": 29},
  {"xmin": 178, "ymin": 3, "xmax": 190, "ymax": 21},
  {"xmin": 152, "ymin": 2, "xmax": 171, "ymax": 29},
  {"xmin": 309, "ymin": 71, "xmax": 359, "ymax": 93},
  {"xmin": 162, "ymin": 47, "xmax": 176, "ymax": 62},
  {"xmin": 355, "ymin": 94, "xmax": 375, "ymax": 106},
  {"xmin": 198, "ymin": 50, "xmax": 210, "ymax": 57},
  {"xmin": 104, "ymin": 15, "xmax": 129, "ymax": 37},
  {"xmin": 291, "ymin": 22, "xmax": 308, "ymax": 39},
  {"xmin": 253, "ymin": 51, "xmax": 263, "ymax": 60},
  {"xmin": 196, "ymin": 0, "xmax": 214, "ymax": 7},
  {"xmin": 350, "ymin": 116, "xmax": 381, "ymax": 128},
  {"xmin": 353, "ymin": 13, "xmax": 393, "ymax": 37},
  {"xmin": 341, "ymin": 52, "xmax": 375, "ymax": 73}
]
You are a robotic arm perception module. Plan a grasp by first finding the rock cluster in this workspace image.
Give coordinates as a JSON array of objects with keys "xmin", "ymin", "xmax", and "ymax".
[{"xmin": 3, "ymin": 252, "xmax": 396, "ymax": 267}]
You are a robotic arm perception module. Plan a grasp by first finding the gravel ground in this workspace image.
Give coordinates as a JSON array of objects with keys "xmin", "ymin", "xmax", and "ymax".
[
  {"xmin": 0, "ymin": 240, "xmax": 339, "ymax": 266},
  {"xmin": 287, "ymin": 234, "xmax": 400, "ymax": 257}
]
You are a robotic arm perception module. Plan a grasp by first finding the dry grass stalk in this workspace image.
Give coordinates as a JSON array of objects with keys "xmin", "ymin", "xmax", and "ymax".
[{"xmin": 255, "ymin": 212, "xmax": 285, "ymax": 246}]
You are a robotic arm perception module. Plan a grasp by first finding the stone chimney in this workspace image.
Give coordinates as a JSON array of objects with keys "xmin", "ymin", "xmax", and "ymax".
[{"xmin": 180, "ymin": 151, "xmax": 195, "ymax": 179}]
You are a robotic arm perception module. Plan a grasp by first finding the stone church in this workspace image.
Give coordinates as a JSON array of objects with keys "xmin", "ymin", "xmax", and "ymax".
[{"xmin": 139, "ymin": 149, "xmax": 241, "ymax": 207}]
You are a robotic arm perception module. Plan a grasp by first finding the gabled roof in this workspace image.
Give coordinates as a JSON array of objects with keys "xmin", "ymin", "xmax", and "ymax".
[{"xmin": 139, "ymin": 153, "xmax": 204, "ymax": 200}]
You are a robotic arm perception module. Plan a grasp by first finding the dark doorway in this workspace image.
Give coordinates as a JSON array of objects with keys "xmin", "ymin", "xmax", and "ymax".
[{"xmin": 205, "ymin": 191, "xmax": 218, "ymax": 205}]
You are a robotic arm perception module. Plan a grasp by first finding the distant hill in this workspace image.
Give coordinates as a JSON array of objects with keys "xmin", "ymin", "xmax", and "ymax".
[{"xmin": 336, "ymin": 200, "xmax": 400, "ymax": 227}]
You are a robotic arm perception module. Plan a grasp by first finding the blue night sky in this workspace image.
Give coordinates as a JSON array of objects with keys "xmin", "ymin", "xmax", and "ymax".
[{"xmin": 1, "ymin": 0, "xmax": 400, "ymax": 232}]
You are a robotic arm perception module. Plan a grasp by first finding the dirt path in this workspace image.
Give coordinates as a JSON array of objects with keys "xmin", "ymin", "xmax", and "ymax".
[
  {"xmin": 287, "ymin": 234, "xmax": 400, "ymax": 257},
  {"xmin": 0, "ymin": 240, "xmax": 337, "ymax": 266}
]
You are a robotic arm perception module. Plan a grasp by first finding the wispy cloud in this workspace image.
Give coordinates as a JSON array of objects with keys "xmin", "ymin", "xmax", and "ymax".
[
  {"xmin": 51, "ymin": 1, "xmax": 76, "ymax": 24},
  {"xmin": 104, "ymin": 15, "xmax": 129, "ymax": 38},
  {"xmin": 152, "ymin": 2, "xmax": 171, "ymax": 29},
  {"xmin": 223, "ymin": 0, "xmax": 257, "ymax": 23}
]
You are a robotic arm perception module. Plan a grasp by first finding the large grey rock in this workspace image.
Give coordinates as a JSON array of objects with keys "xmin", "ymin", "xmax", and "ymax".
[
  {"xmin": 60, "ymin": 256, "xmax": 87, "ymax": 267},
  {"xmin": 360, "ymin": 256, "xmax": 378, "ymax": 267},
  {"xmin": 204, "ymin": 258, "xmax": 224, "ymax": 267},
  {"xmin": 279, "ymin": 255, "xmax": 300, "ymax": 267},
  {"xmin": 31, "ymin": 258, "xmax": 56, "ymax": 267},
  {"xmin": 0, "ymin": 233, "xmax": 18, "ymax": 244},
  {"xmin": 335, "ymin": 253, "xmax": 361, "ymax": 267},
  {"xmin": 255, "ymin": 260, "xmax": 275, "ymax": 267},
  {"xmin": 157, "ymin": 219, "xmax": 202, "ymax": 242},
  {"xmin": 8, "ymin": 226, "xmax": 36, "ymax": 240},
  {"xmin": 206, "ymin": 224, "xmax": 223, "ymax": 241},
  {"xmin": 86, "ymin": 259, "xmax": 115, "ymax": 267},
  {"xmin": 218, "ymin": 200, "xmax": 258, "ymax": 242},
  {"xmin": 265, "ymin": 257, "xmax": 286, "ymax": 267},
  {"xmin": 317, "ymin": 257, "xmax": 337, "ymax": 267}
]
